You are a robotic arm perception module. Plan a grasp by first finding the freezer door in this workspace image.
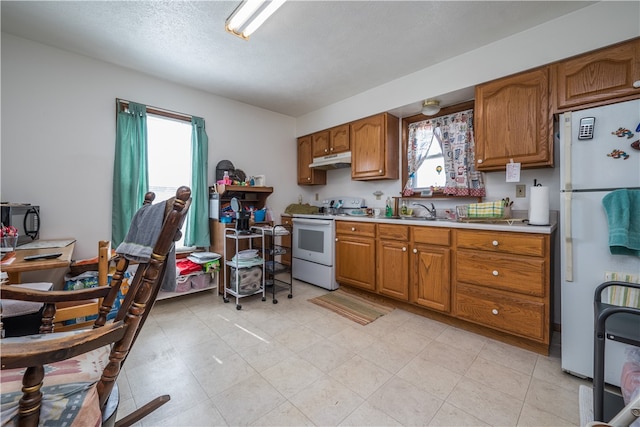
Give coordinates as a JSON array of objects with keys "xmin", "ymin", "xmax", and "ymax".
[
  {"xmin": 560, "ymin": 190, "xmax": 640, "ymax": 385},
  {"xmin": 560, "ymin": 99, "xmax": 640, "ymax": 191}
]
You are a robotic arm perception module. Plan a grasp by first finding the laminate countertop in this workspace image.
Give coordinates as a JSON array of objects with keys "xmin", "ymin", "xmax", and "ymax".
[{"xmin": 293, "ymin": 210, "xmax": 558, "ymax": 235}]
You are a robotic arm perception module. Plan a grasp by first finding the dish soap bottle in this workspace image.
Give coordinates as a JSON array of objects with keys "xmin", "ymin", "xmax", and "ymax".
[
  {"xmin": 385, "ymin": 197, "xmax": 393, "ymax": 217},
  {"xmin": 400, "ymin": 200, "xmax": 408, "ymax": 216}
]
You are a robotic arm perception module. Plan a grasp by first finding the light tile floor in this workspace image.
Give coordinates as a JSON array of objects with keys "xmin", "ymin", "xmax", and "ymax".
[{"xmin": 118, "ymin": 280, "xmax": 591, "ymax": 426}]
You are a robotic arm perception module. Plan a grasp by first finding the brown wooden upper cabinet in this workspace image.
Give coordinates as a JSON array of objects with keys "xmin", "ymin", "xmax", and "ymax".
[
  {"xmin": 552, "ymin": 38, "xmax": 640, "ymax": 112},
  {"xmin": 297, "ymin": 135, "xmax": 326, "ymax": 185},
  {"xmin": 474, "ymin": 66, "xmax": 553, "ymax": 171},
  {"xmin": 312, "ymin": 124, "xmax": 350, "ymax": 158},
  {"xmin": 350, "ymin": 112, "xmax": 399, "ymax": 180}
]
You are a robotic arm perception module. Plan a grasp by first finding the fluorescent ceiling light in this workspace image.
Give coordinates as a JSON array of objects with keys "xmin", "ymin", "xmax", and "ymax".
[{"xmin": 226, "ymin": 0, "xmax": 286, "ymax": 40}]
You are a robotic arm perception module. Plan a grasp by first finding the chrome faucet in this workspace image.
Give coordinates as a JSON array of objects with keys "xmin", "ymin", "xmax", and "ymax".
[{"xmin": 412, "ymin": 202, "xmax": 436, "ymax": 219}]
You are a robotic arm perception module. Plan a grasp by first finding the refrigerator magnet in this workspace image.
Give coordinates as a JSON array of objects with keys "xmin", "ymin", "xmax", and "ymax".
[
  {"xmin": 611, "ymin": 127, "xmax": 634, "ymax": 139},
  {"xmin": 607, "ymin": 149, "xmax": 630, "ymax": 160}
]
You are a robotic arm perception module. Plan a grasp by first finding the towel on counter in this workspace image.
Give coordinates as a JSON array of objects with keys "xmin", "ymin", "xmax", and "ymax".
[
  {"xmin": 467, "ymin": 201, "xmax": 504, "ymax": 218},
  {"xmin": 284, "ymin": 203, "xmax": 320, "ymax": 215},
  {"xmin": 602, "ymin": 189, "xmax": 640, "ymax": 257},
  {"xmin": 116, "ymin": 200, "xmax": 177, "ymax": 291}
]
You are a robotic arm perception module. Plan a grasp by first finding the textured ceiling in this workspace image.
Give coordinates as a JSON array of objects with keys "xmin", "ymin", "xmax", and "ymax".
[{"xmin": 1, "ymin": 1, "xmax": 593, "ymax": 117}]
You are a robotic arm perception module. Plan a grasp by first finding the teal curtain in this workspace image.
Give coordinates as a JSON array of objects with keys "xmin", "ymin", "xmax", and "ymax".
[
  {"xmin": 184, "ymin": 116, "xmax": 210, "ymax": 247},
  {"xmin": 112, "ymin": 101, "xmax": 148, "ymax": 247}
]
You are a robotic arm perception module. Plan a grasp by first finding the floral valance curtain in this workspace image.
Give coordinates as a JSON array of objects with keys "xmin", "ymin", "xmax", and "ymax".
[{"xmin": 405, "ymin": 109, "xmax": 485, "ymax": 197}]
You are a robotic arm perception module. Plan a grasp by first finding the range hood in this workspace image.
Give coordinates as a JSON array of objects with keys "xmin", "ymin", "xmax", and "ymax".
[{"xmin": 309, "ymin": 151, "xmax": 352, "ymax": 169}]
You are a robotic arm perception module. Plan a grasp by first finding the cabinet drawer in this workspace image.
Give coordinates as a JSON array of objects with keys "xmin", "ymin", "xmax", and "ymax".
[
  {"xmin": 455, "ymin": 283, "xmax": 546, "ymax": 341},
  {"xmin": 456, "ymin": 230, "xmax": 545, "ymax": 257},
  {"xmin": 378, "ymin": 224, "xmax": 409, "ymax": 240},
  {"xmin": 456, "ymin": 250, "xmax": 545, "ymax": 296},
  {"xmin": 336, "ymin": 221, "xmax": 376, "ymax": 237},
  {"xmin": 412, "ymin": 227, "xmax": 451, "ymax": 246}
]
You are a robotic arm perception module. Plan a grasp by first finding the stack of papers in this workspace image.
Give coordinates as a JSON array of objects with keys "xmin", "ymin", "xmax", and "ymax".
[
  {"xmin": 187, "ymin": 251, "xmax": 221, "ymax": 264},
  {"xmin": 230, "ymin": 249, "xmax": 263, "ymax": 267}
]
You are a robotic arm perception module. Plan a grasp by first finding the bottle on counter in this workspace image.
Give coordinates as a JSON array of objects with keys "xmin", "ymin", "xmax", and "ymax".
[{"xmin": 385, "ymin": 197, "xmax": 393, "ymax": 217}]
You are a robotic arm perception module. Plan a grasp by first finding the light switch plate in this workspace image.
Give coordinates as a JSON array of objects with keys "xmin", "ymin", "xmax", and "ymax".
[{"xmin": 516, "ymin": 185, "xmax": 526, "ymax": 198}]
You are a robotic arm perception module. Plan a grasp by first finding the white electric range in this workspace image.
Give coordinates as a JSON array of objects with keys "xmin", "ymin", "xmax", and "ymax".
[{"xmin": 291, "ymin": 197, "xmax": 365, "ymax": 290}]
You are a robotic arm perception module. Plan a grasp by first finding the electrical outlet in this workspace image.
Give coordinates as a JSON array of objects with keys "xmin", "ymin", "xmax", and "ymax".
[
  {"xmin": 516, "ymin": 185, "xmax": 526, "ymax": 198},
  {"xmin": 315, "ymin": 193, "xmax": 319, "ymax": 201}
]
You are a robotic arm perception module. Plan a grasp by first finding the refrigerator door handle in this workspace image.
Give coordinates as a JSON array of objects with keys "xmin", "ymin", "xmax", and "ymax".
[
  {"xmin": 564, "ymin": 191, "xmax": 573, "ymax": 282},
  {"xmin": 562, "ymin": 112, "xmax": 573, "ymax": 192}
]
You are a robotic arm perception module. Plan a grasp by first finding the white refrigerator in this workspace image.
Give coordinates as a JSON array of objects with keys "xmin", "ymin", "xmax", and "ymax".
[{"xmin": 560, "ymin": 98, "xmax": 640, "ymax": 386}]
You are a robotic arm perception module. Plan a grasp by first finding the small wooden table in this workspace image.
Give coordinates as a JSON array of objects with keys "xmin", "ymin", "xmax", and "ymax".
[{"xmin": 3, "ymin": 240, "xmax": 76, "ymax": 284}]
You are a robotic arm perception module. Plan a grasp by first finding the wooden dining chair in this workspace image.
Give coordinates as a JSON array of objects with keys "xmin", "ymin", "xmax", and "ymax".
[
  {"xmin": 0, "ymin": 186, "xmax": 191, "ymax": 427},
  {"xmin": 52, "ymin": 239, "xmax": 113, "ymax": 332}
]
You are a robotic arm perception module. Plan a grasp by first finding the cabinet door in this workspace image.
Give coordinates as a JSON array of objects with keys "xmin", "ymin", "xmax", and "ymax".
[
  {"xmin": 297, "ymin": 136, "xmax": 326, "ymax": 185},
  {"xmin": 412, "ymin": 245, "xmax": 450, "ymax": 312},
  {"xmin": 312, "ymin": 131, "xmax": 330, "ymax": 158},
  {"xmin": 330, "ymin": 124, "xmax": 350, "ymax": 154},
  {"xmin": 475, "ymin": 66, "xmax": 553, "ymax": 171},
  {"xmin": 377, "ymin": 239, "xmax": 409, "ymax": 300},
  {"xmin": 335, "ymin": 236, "xmax": 376, "ymax": 291},
  {"xmin": 350, "ymin": 113, "xmax": 399, "ymax": 180},
  {"xmin": 553, "ymin": 38, "xmax": 640, "ymax": 111}
]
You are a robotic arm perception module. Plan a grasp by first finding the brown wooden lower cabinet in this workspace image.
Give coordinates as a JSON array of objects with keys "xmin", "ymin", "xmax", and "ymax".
[
  {"xmin": 334, "ymin": 221, "xmax": 553, "ymax": 354},
  {"xmin": 335, "ymin": 222, "xmax": 376, "ymax": 291},
  {"xmin": 412, "ymin": 245, "xmax": 450, "ymax": 312},
  {"xmin": 377, "ymin": 238, "xmax": 410, "ymax": 300}
]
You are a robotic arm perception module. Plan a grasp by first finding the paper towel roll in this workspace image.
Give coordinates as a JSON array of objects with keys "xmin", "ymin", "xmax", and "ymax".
[{"xmin": 529, "ymin": 186, "xmax": 550, "ymax": 225}]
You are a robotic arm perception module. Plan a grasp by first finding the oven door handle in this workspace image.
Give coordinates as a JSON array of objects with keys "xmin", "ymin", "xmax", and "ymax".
[{"xmin": 292, "ymin": 218, "xmax": 333, "ymax": 226}]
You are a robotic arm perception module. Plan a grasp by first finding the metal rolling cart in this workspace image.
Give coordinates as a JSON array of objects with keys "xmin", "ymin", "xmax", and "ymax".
[
  {"xmin": 262, "ymin": 223, "xmax": 293, "ymax": 304},
  {"xmin": 223, "ymin": 227, "xmax": 266, "ymax": 310}
]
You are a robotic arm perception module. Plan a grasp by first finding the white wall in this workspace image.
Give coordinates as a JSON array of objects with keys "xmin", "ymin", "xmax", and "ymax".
[{"xmin": 1, "ymin": 34, "xmax": 297, "ymax": 259}]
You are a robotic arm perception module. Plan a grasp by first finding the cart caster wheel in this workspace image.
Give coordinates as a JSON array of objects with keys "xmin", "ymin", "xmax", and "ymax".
[
  {"xmin": 288, "ymin": 294, "xmax": 293, "ymax": 299},
  {"xmin": 223, "ymin": 298, "xmax": 229, "ymax": 303},
  {"xmin": 262, "ymin": 297, "xmax": 266, "ymax": 301},
  {"xmin": 273, "ymin": 299, "xmax": 278, "ymax": 304},
  {"xmin": 236, "ymin": 304, "xmax": 242, "ymax": 310}
]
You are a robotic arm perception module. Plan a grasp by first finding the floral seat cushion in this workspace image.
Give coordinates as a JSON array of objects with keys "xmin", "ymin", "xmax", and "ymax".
[{"xmin": 1, "ymin": 332, "xmax": 110, "ymax": 427}]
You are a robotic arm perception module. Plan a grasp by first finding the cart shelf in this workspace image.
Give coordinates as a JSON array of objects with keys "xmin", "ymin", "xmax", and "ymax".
[{"xmin": 222, "ymin": 228, "xmax": 266, "ymax": 310}]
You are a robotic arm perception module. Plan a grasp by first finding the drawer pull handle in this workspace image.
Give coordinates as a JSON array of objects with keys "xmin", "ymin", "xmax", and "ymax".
[
  {"xmin": 413, "ymin": 248, "xmax": 418, "ymax": 254},
  {"xmin": 351, "ymin": 227, "xmax": 356, "ymax": 231},
  {"xmin": 492, "ymin": 309, "xmax": 499, "ymax": 315},
  {"xmin": 402, "ymin": 247, "xmax": 407, "ymax": 252},
  {"xmin": 492, "ymin": 240, "xmax": 499, "ymax": 246},
  {"xmin": 335, "ymin": 238, "xmax": 338, "ymax": 242},
  {"xmin": 492, "ymin": 270, "xmax": 499, "ymax": 276}
]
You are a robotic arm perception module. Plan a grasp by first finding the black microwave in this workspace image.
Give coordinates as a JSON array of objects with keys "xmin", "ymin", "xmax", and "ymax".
[{"xmin": 1, "ymin": 204, "xmax": 40, "ymax": 246}]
